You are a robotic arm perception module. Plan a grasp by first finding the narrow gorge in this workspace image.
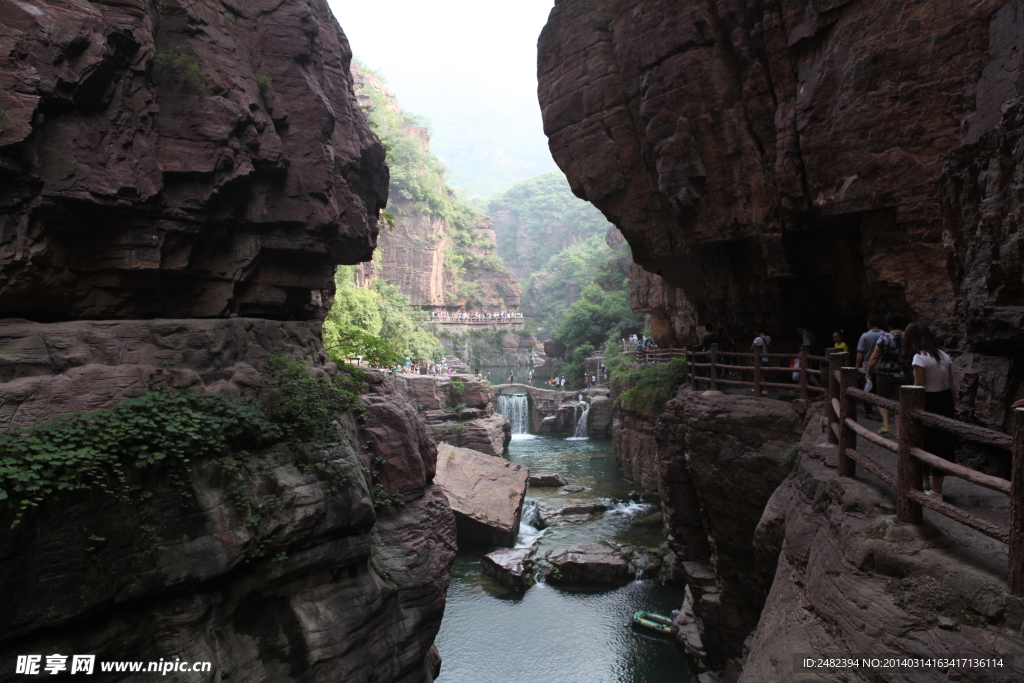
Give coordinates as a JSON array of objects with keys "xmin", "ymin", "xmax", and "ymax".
[{"xmin": 3, "ymin": 0, "xmax": 1024, "ymax": 681}]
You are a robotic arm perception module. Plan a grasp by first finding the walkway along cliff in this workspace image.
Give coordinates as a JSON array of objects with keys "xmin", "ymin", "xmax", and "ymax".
[
  {"xmin": 0, "ymin": 0, "xmax": 456, "ymax": 680},
  {"xmin": 539, "ymin": 1, "xmax": 1024, "ymax": 680}
]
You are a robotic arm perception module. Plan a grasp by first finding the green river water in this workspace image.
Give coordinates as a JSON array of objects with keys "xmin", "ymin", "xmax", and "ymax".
[{"xmin": 434, "ymin": 435, "xmax": 690, "ymax": 683}]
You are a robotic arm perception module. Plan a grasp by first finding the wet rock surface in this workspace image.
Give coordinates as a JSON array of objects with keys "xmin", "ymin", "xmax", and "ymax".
[
  {"xmin": 434, "ymin": 443, "xmax": 529, "ymax": 547},
  {"xmin": 482, "ymin": 547, "xmax": 536, "ymax": 592},
  {"xmin": 0, "ymin": 0, "xmax": 387, "ymax": 321},
  {"xmin": 549, "ymin": 541, "xmax": 631, "ymax": 585},
  {"xmin": 529, "ymin": 473, "xmax": 569, "ymax": 487}
]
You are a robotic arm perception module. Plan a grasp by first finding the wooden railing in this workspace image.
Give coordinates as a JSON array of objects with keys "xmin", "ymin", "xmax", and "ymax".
[
  {"xmin": 683, "ymin": 343, "xmax": 827, "ymax": 401},
  {"xmin": 824, "ymin": 349, "xmax": 1024, "ymax": 595}
]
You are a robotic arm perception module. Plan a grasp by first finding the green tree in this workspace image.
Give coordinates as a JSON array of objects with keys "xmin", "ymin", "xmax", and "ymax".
[{"xmin": 323, "ymin": 267, "xmax": 442, "ymax": 367}]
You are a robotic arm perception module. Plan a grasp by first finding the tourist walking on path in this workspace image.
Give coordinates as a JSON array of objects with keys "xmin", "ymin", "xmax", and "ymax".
[
  {"xmin": 752, "ymin": 328, "xmax": 771, "ymax": 365},
  {"xmin": 903, "ymin": 322, "xmax": 957, "ymax": 500},
  {"xmin": 857, "ymin": 317, "xmax": 884, "ymax": 419},
  {"xmin": 528, "ymin": 369, "xmax": 533, "ymax": 385},
  {"xmin": 832, "ymin": 330, "xmax": 849, "ymax": 354},
  {"xmin": 867, "ymin": 313, "xmax": 911, "ymax": 436}
]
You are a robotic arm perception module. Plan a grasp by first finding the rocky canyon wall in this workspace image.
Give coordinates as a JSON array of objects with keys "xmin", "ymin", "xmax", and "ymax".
[
  {"xmin": 612, "ymin": 384, "xmax": 803, "ymax": 674},
  {"xmin": 1, "ymin": 0, "xmax": 387, "ymax": 321},
  {"xmin": 352, "ymin": 68, "xmax": 520, "ymax": 314},
  {"xmin": 0, "ymin": 0, "xmax": 457, "ymax": 680},
  {"xmin": 538, "ymin": 0, "xmax": 1024, "ymax": 426},
  {"xmin": 0, "ymin": 368, "xmax": 457, "ymax": 682}
]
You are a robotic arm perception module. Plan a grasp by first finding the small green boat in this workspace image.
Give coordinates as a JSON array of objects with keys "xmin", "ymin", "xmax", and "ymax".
[{"xmin": 632, "ymin": 610, "xmax": 672, "ymax": 634}]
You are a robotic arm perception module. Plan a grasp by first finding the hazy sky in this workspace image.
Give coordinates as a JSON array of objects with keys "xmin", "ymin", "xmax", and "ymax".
[{"xmin": 326, "ymin": 0, "xmax": 559, "ymax": 196}]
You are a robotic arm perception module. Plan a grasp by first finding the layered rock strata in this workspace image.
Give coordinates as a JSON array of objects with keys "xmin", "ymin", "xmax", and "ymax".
[
  {"xmin": 352, "ymin": 68, "xmax": 520, "ymax": 314},
  {"xmin": 0, "ymin": 318, "xmax": 330, "ymax": 429},
  {"xmin": 0, "ymin": 0, "xmax": 387, "ymax": 321},
  {"xmin": 390, "ymin": 374, "xmax": 510, "ymax": 456},
  {"xmin": 0, "ymin": 371, "xmax": 456, "ymax": 682},
  {"xmin": 612, "ymin": 383, "xmax": 804, "ymax": 673},
  {"xmin": 538, "ymin": 0, "xmax": 1024, "ymax": 417},
  {"xmin": 741, "ymin": 418, "xmax": 1024, "ymax": 682},
  {"xmin": 549, "ymin": 541, "xmax": 631, "ymax": 585},
  {"xmin": 434, "ymin": 443, "xmax": 529, "ymax": 547},
  {"xmin": 482, "ymin": 547, "xmax": 536, "ymax": 591}
]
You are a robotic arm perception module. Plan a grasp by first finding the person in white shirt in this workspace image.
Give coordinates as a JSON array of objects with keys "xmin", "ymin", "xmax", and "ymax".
[{"xmin": 903, "ymin": 322, "xmax": 956, "ymax": 500}]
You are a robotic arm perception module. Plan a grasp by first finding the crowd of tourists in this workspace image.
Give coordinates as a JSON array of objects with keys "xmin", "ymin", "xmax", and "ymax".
[
  {"xmin": 431, "ymin": 310, "xmax": 524, "ymax": 322},
  {"xmin": 698, "ymin": 315, "xmax": 967, "ymax": 502}
]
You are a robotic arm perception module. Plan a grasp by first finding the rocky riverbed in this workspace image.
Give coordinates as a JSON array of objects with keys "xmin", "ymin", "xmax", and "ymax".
[{"xmin": 435, "ymin": 435, "xmax": 689, "ymax": 682}]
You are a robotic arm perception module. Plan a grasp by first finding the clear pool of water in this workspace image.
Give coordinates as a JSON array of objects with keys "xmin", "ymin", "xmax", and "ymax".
[{"xmin": 434, "ymin": 437, "xmax": 689, "ymax": 683}]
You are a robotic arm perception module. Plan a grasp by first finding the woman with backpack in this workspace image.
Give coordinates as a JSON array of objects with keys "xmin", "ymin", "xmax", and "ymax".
[
  {"xmin": 867, "ymin": 313, "xmax": 911, "ymax": 436},
  {"xmin": 902, "ymin": 322, "xmax": 956, "ymax": 501}
]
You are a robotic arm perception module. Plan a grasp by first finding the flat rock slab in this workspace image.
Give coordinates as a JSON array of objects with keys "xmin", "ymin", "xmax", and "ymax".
[
  {"xmin": 528, "ymin": 473, "xmax": 569, "ymax": 487},
  {"xmin": 482, "ymin": 547, "xmax": 536, "ymax": 591},
  {"xmin": 549, "ymin": 541, "xmax": 631, "ymax": 585},
  {"xmin": 435, "ymin": 443, "xmax": 529, "ymax": 546}
]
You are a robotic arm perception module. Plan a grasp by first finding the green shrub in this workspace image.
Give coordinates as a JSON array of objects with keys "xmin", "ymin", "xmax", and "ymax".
[
  {"xmin": 0, "ymin": 351, "xmax": 365, "ymax": 523},
  {"xmin": 153, "ymin": 49, "xmax": 209, "ymax": 93},
  {"xmin": 616, "ymin": 358, "xmax": 688, "ymax": 412},
  {"xmin": 256, "ymin": 73, "xmax": 272, "ymax": 97}
]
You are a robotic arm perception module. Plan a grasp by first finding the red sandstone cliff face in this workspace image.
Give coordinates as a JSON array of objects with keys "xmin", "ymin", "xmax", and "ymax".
[
  {"xmin": 353, "ymin": 68, "xmax": 520, "ymax": 313},
  {"xmin": 0, "ymin": 0, "xmax": 387, "ymax": 321},
  {"xmin": 538, "ymin": 0, "xmax": 1024, "ymax": 420}
]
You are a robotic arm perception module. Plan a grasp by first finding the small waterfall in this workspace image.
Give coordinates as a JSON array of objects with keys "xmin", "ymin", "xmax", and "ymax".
[
  {"xmin": 516, "ymin": 500, "xmax": 544, "ymax": 548},
  {"xmin": 497, "ymin": 393, "xmax": 529, "ymax": 435},
  {"xmin": 573, "ymin": 400, "xmax": 590, "ymax": 438}
]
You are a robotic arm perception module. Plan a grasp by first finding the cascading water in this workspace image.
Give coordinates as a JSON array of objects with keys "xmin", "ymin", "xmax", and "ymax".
[
  {"xmin": 572, "ymin": 400, "xmax": 590, "ymax": 438},
  {"xmin": 497, "ymin": 393, "xmax": 529, "ymax": 435}
]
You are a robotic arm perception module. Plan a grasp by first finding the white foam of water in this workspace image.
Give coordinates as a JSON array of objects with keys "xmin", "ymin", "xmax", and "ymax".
[
  {"xmin": 516, "ymin": 501, "xmax": 546, "ymax": 547},
  {"xmin": 604, "ymin": 501, "xmax": 652, "ymax": 517},
  {"xmin": 564, "ymin": 436, "xmax": 588, "ymax": 441},
  {"xmin": 573, "ymin": 400, "xmax": 590, "ymax": 438},
  {"xmin": 511, "ymin": 433, "xmax": 539, "ymax": 441},
  {"xmin": 497, "ymin": 393, "xmax": 530, "ymax": 435}
]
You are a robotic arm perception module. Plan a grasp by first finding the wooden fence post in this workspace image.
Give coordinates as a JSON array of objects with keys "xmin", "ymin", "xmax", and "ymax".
[
  {"xmin": 799, "ymin": 343, "xmax": 810, "ymax": 401},
  {"xmin": 827, "ymin": 350, "xmax": 842, "ymax": 445},
  {"xmin": 838, "ymin": 367, "xmax": 858, "ymax": 477},
  {"xmin": 1008, "ymin": 407, "xmax": 1024, "ymax": 596},
  {"xmin": 753, "ymin": 343, "xmax": 763, "ymax": 396},
  {"xmin": 710, "ymin": 343, "xmax": 719, "ymax": 391},
  {"xmin": 688, "ymin": 345, "xmax": 698, "ymax": 390},
  {"xmin": 897, "ymin": 385, "xmax": 925, "ymax": 524}
]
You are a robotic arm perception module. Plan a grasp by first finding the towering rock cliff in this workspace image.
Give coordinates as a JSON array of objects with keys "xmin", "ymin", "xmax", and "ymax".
[
  {"xmin": 0, "ymin": 1, "xmax": 455, "ymax": 680},
  {"xmin": 538, "ymin": 0, "xmax": 1024, "ymax": 424},
  {"xmin": 1, "ymin": 0, "xmax": 387, "ymax": 321},
  {"xmin": 352, "ymin": 68, "xmax": 520, "ymax": 314}
]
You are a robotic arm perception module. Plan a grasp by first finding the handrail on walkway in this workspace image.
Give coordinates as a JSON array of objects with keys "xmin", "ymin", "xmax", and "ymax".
[
  {"xmin": 684, "ymin": 343, "xmax": 827, "ymax": 401},
  {"xmin": 823, "ymin": 349, "xmax": 1024, "ymax": 596}
]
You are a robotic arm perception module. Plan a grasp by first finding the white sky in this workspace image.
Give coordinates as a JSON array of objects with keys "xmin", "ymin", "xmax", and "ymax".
[{"xmin": 326, "ymin": 0, "xmax": 559, "ymax": 194}]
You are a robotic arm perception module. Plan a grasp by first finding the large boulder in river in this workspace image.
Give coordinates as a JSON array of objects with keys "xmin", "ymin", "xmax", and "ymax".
[
  {"xmin": 528, "ymin": 473, "xmax": 569, "ymax": 487},
  {"xmin": 482, "ymin": 547, "xmax": 536, "ymax": 591},
  {"xmin": 549, "ymin": 542, "xmax": 632, "ymax": 585},
  {"xmin": 434, "ymin": 444, "xmax": 529, "ymax": 546}
]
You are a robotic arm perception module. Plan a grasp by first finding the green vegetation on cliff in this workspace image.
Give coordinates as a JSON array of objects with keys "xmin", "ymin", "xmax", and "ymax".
[
  {"xmin": 0, "ymin": 353, "xmax": 366, "ymax": 524},
  {"xmin": 324, "ymin": 267, "xmax": 442, "ymax": 365},
  {"xmin": 357, "ymin": 66, "xmax": 512, "ymax": 306},
  {"xmin": 490, "ymin": 171, "xmax": 613, "ymax": 283},
  {"xmin": 487, "ymin": 170, "xmax": 645, "ymax": 380}
]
